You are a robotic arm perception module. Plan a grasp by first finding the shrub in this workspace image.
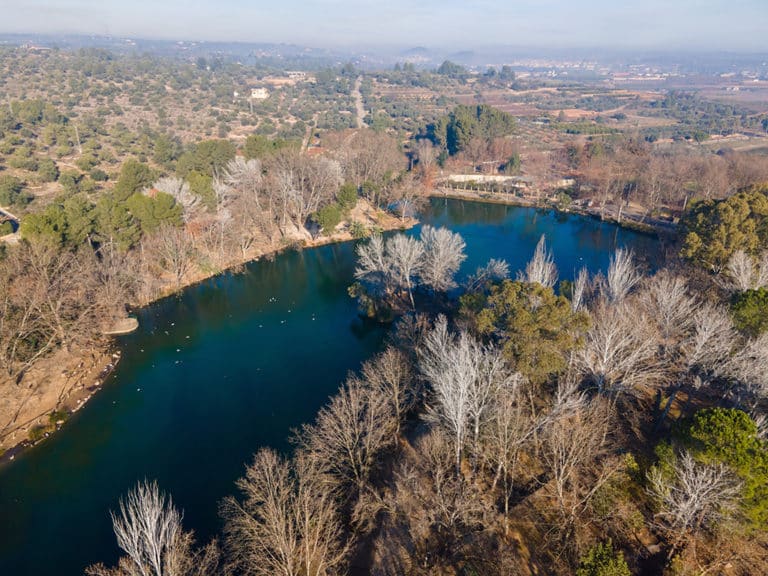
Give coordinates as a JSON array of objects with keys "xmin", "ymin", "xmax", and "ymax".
[
  {"xmin": 313, "ymin": 203, "xmax": 343, "ymax": 235},
  {"xmin": 682, "ymin": 408, "xmax": 768, "ymax": 528},
  {"xmin": 731, "ymin": 287, "xmax": 768, "ymax": 336},
  {"xmin": 337, "ymin": 183, "xmax": 358, "ymax": 211},
  {"xmin": 576, "ymin": 540, "xmax": 630, "ymax": 576}
]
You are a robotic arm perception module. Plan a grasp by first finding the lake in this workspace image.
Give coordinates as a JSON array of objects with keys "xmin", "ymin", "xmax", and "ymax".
[{"xmin": 0, "ymin": 199, "xmax": 662, "ymax": 575}]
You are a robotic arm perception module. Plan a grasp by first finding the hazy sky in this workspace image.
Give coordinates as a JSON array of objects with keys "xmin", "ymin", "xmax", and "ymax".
[{"xmin": 3, "ymin": 0, "xmax": 767, "ymax": 51}]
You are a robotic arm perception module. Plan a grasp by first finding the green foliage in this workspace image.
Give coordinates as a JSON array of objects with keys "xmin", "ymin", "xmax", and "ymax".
[
  {"xmin": 37, "ymin": 158, "xmax": 60, "ymax": 182},
  {"xmin": 176, "ymin": 139, "xmax": 235, "ymax": 177},
  {"xmin": 114, "ymin": 158, "xmax": 154, "ymax": 202},
  {"xmin": 152, "ymin": 133, "xmax": 182, "ymax": 168},
  {"xmin": 576, "ymin": 540, "xmax": 630, "ymax": 576},
  {"xmin": 11, "ymin": 99, "xmax": 45, "ymax": 126},
  {"xmin": 29, "ymin": 424, "xmax": 48, "ymax": 442},
  {"xmin": 0, "ymin": 175, "xmax": 30, "ymax": 206},
  {"xmin": 349, "ymin": 221, "xmax": 369, "ymax": 239},
  {"xmin": 731, "ymin": 288, "xmax": 768, "ymax": 336},
  {"xmin": 63, "ymin": 194, "xmax": 96, "ymax": 245},
  {"xmin": 681, "ymin": 408, "xmax": 768, "ymax": 528},
  {"xmin": 187, "ymin": 170, "xmax": 215, "ymax": 209},
  {"xmin": 337, "ymin": 183, "xmax": 358, "ymax": 212},
  {"xmin": 460, "ymin": 280, "xmax": 590, "ymax": 383},
  {"xmin": 501, "ymin": 152, "xmax": 521, "ymax": 174},
  {"xmin": 48, "ymin": 410, "xmax": 69, "ymax": 425},
  {"xmin": 436, "ymin": 60, "xmax": 468, "ymax": 78},
  {"xmin": 0, "ymin": 220, "xmax": 13, "ymax": 235},
  {"xmin": 125, "ymin": 191, "xmax": 183, "ymax": 233},
  {"xmin": 242, "ymin": 134, "xmax": 298, "ymax": 159},
  {"xmin": 89, "ymin": 168, "xmax": 109, "ymax": 182},
  {"xmin": 680, "ymin": 185, "xmax": 768, "ymax": 271},
  {"xmin": 20, "ymin": 194, "xmax": 95, "ymax": 247},
  {"xmin": 312, "ymin": 203, "xmax": 343, "ymax": 234},
  {"xmin": 21, "ymin": 205, "xmax": 68, "ymax": 246},
  {"xmin": 94, "ymin": 194, "xmax": 141, "ymax": 250},
  {"xmin": 425, "ymin": 104, "xmax": 516, "ymax": 156}
]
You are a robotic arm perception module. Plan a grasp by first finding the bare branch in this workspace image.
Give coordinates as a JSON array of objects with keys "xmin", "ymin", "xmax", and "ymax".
[
  {"xmin": 419, "ymin": 225, "xmax": 466, "ymax": 292},
  {"xmin": 647, "ymin": 451, "xmax": 742, "ymax": 548},
  {"xmin": 602, "ymin": 248, "xmax": 642, "ymax": 303},
  {"xmin": 518, "ymin": 234, "xmax": 558, "ymax": 288}
]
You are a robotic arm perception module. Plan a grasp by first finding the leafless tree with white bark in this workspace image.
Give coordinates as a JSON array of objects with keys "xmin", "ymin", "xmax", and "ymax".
[
  {"xmin": 86, "ymin": 480, "xmax": 220, "ymax": 576},
  {"xmin": 464, "ymin": 258, "xmax": 510, "ymax": 292},
  {"xmin": 419, "ymin": 225, "xmax": 466, "ymax": 292},
  {"xmin": 151, "ymin": 177, "xmax": 201, "ymax": 223},
  {"xmin": 720, "ymin": 249, "xmax": 768, "ymax": 292},
  {"xmin": 571, "ymin": 266, "xmax": 590, "ymax": 312},
  {"xmin": 518, "ymin": 234, "xmax": 558, "ymax": 288},
  {"xmin": 640, "ymin": 271, "xmax": 697, "ymax": 348},
  {"xmin": 601, "ymin": 248, "xmax": 642, "ymax": 303},
  {"xmin": 575, "ymin": 301, "xmax": 662, "ymax": 394},
  {"xmin": 647, "ymin": 451, "xmax": 742, "ymax": 555},
  {"xmin": 683, "ymin": 302, "xmax": 738, "ymax": 375},
  {"xmin": 385, "ymin": 234, "xmax": 423, "ymax": 310}
]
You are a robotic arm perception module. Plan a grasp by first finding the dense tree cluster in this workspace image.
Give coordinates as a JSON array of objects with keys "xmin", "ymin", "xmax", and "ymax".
[{"xmin": 423, "ymin": 104, "xmax": 517, "ymax": 156}]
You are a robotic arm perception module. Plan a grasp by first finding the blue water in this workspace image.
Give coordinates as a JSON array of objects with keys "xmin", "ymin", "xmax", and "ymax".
[{"xmin": 0, "ymin": 199, "xmax": 662, "ymax": 575}]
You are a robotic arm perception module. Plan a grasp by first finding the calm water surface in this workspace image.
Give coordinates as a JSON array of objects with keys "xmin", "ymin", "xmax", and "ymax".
[{"xmin": 0, "ymin": 199, "xmax": 662, "ymax": 575}]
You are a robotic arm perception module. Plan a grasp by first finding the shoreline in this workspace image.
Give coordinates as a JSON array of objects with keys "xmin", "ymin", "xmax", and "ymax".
[
  {"xmin": 0, "ymin": 191, "xmax": 672, "ymax": 465},
  {"xmin": 429, "ymin": 187, "xmax": 678, "ymax": 237},
  {"xmin": 0, "ymin": 205, "xmax": 417, "ymax": 465}
]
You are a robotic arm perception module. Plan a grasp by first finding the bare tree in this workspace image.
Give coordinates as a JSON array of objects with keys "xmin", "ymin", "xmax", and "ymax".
[
  {"xmin": 142, "ymin": 226, "xmax": 195, "ymax": 287},
  {"xmin": 518, "ymin": 234, "xmax": 558, "ymax": 288},
  {"xmin": 221, "ymin": 449, "xmax": 348, "ymax": 576},
  {"xmin": 481, "ymin": 373, "xmax": 536, "ymax": 526},
  {"xmin": 0, "ymin": 243, "xmax": 105, "ymax": 381},
  {"xmin": 724, "ymin": 333, "xmax": 768, "ymax": 402},
  {"xmin": 86, "ymin": 480, "xmax": 220, "ymax": 576},
  {"xmin": 270, "ymin": 151, "xmax": 342, "ymax": 237},
  {"xmin": 721, "ymin": 249, "xmax": 768, "ymax": 292},
  {"xmin": 361, "ymin": 346, "xmax": 417, "ymax": 436},
  {"xmin": 464, "ymin": 258, "xmax": 510, "ymax": 292},
  {"xmin": 224, "ymin": 157, "xmax": 263, "ymax": 206},
  {"xmin": 571, "ymin": 266, "xmax": 590, "ymax": 312},
  {"xmin": 386, "ymin": 234, "xmax": 423, "ymax": 310},
  {"xmin": 419, "ymin": 316, "xmax": 471, "ymax": 474},
  {"xmin": 112, "ymin": 480, "xmax": 182, "ymax": 576},
  {"xmin": 647, "ymin": 451, "xmax": 742, "ymax": 556},
  {"xmin": 299, "ymin": 376, "xmax": 394, "ymax": 499},
  {"xmin": 576, "ymin": 301, "xmax": 661, "ymax": 394},
  {"xmin": 602, "ymin": 248, "xmax": 642, "ymax": 303},
  {"xmin": 151, "ymin": 177, "xmax": 201, "ymax": 223},
  {"xmin": 354, "ymin": 234, "xmax": 390, "ymax": 299},
  {"xmin": 381, "ymin": 428, "xmax": 485, "ymax": 571},
  {"xmin": 384, "ymin": 172, "xmax": 425, "ymax": 223},
  {"xmin": 415, "ymin": 139, "xmax": 437, "ymax": 189},
  {"xmin": 641, "ymin": 271, "xmax": 697, "ymax": 348},
  {"xmin": 541, "ymin": 398, "xmax": 615, "ymax": 522},
  {"xmin": 419, "ymin": 225, "xmax": 466, "ymax": 293},
  {"xmin": 683, "ymin": 302, "xmax": 738, "ymax": 375},
  {"xmin": 467, "ymin": 343, "xmax": 513, "ymax": 467},
  {"xmin": 329, "ymin": 130, "xmax": 405, "ymax": 196},
  {"xmin": 419, "ymin": 317, "xmax": 514, "ymax": 474}
]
